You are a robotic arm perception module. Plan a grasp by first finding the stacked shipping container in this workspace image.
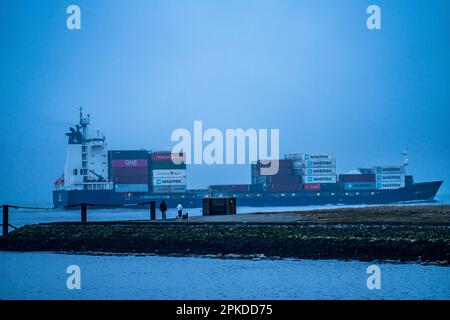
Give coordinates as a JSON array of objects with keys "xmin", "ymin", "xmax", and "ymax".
[
  {"xmin": 150, "ymin": 152, "xmax": 187, "ymax": 193},
  {"xmin": 339, "ymin": 166, "xmax": 406, "ymax": 191},
  {"xmin": 285, "ymin": 154, "xmax": 337, "ymax": 192},
  {"xmin": 251, "ymin": 160, "xmax": 302, "ymax": 192},
  {"xmin": 374, "ymin": 165, "xmax": 405, "ymax": 189},
  {"xmin": 109, "ymin": 150, "xmax": 149, "ymax": 193}
]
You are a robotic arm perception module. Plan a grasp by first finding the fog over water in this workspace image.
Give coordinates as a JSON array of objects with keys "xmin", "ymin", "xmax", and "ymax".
[{"xmin": 1, "ymin": 0, "xmax": 449, "ymax": 205}]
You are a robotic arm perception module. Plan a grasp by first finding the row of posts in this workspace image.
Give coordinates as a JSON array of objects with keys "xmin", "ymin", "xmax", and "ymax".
[{"xmin": 1, "ymin": 201, "xmax": 157, "ymax": 237}]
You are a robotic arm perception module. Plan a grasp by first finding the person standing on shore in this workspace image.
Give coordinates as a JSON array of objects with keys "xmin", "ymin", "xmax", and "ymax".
[
  {"xmin": 159, "ymin": 200, "xmax": 168, "ymax": 221},
  {"xmin": 177, "ymin": 202, "xmax": 183, "ymax": 220}
]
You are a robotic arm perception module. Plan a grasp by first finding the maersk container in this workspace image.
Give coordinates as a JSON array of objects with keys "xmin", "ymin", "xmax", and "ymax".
[
  {"xmin": 111, "ymin": 159, "xmax": 148, "ymax": 168},
  {"xmin": 344, "ymin": 182, "xmax": 376, "ymax": 190},
  {"xmin": 114, "ymin": 184, "xmax": 148, "ymax": 193},
  {"xmin": 374, "ymin": 166, "xmax": 406, "ymax": 174},
  {"xmin": 375, "ymin": 174, "xmax": 405, "ymax": 182},
  {"xmin": 152, "ymin": 177, "xmax": 186, "ymax": 186},
  {"xmin": 109, "ymin": 150, "xmax": 148, "ymax": 160},
  {"xmin": 302, "ymin": 167, "xmax": 336, "ymax": 176},
  {"xmin": 152, "ymin": 186, "xmax": 170, "ymax": 193},
  {"xmin": 339, "ymin": 174, "xmax": 375, "ymax": 182},
  {"xmin": 376, "ymin": 181, "xmax": 405, "ymax": 190},
  {"xmin": 302, "ymin": 175, "xmax": 337, "ymax": 184},
  {"xmin": 293, "ymin": 159, "xmax": 336, "ymax": 169},
  {"xmin": 287, "ymin": 154, "xmax": 332, "ymax": 161}
]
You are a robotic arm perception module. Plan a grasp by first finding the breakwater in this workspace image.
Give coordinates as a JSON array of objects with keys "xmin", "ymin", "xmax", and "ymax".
[{"xmin": 1, "ymin": 219, "xmax": 448, "ymax": 265}]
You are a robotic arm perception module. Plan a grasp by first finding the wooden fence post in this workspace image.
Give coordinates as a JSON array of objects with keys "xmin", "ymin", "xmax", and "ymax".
[
  {"xmin": 81, "ymin": 203, "xmax": 87, "ymax": 223},
  {"xmin": 150, "ymin": 201, "xmax": 156, "ymax": 220},
  {"xmin": 2, "ymin": 205, "xmax": 9, "ymax": 236}
]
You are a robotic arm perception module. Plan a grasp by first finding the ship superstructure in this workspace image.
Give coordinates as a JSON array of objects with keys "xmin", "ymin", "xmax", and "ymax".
[{"xmin": 57, "ymin": 108, "xmax": 112, "ymax": 192}]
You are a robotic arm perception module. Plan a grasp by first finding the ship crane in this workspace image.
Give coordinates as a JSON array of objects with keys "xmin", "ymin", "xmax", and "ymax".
[{"xmin": 89, "ymin": 170, "xmax": 106, "ymax": 182}]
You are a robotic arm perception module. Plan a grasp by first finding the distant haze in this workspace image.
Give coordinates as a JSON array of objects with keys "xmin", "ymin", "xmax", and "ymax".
[{"xmin": 1, "ymin": 0, "xmax": 449, "ymax": 205}]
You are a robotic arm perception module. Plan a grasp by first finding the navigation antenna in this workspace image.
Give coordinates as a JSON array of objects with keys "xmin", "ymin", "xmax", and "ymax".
[{"xmin": 402, "ymin": 148, "xmax": 409, "ymax": 167}]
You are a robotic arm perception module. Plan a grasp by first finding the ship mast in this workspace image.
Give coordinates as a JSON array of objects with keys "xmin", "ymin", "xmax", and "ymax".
[{"xmin": 402, "ymin": 148, "xmax": 409, "ymax": 168}]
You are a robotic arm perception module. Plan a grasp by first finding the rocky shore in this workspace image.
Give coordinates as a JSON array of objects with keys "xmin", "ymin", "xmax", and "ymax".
[{"xmin": 1, "ymin": 206, "xmax": 449, "ymax": 264}]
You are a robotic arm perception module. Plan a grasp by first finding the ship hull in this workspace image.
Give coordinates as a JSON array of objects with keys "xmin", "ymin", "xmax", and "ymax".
[{"xmin": 53, "ymin": 181, "xmax": 443, "ymax": 209}]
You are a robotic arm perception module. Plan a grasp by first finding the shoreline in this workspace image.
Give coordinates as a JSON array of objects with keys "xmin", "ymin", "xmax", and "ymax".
[
  {"xmin": 1, "ymin": 206, "xmax": 449, "ymax": 265},
  {"xmin": 1, "ymin": 250, "xmax": 448, "ymax": 267}
]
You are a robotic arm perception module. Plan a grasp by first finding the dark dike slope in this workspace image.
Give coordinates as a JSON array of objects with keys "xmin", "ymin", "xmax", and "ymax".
[{"xmin": 0, "ymin": 223, "xmax": 449, "ymax": 264}]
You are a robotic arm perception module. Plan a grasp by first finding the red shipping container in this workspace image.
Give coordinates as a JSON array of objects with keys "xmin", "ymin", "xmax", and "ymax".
[
  {"xmin": 303, "ymin": 183, "xmax": 321, "ymax": 191},
  {"xmin": 112, "ymin": 167, "xmax": 148, "ymax": 176},
  {"xmin": 339, "ymin": 174, "xmax": 375, "ymax": 182},
  {"xmin": 111, "ymin": 159, "xmax": 148, "ymax": 168}
]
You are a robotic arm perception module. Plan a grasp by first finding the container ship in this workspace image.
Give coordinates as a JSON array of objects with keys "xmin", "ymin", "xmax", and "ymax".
[{"xmin": 53, "ymin": 110, "xmax": 443, "ymax": 208}]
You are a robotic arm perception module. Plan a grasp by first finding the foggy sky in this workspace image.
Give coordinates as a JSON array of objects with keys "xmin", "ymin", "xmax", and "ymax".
[{"xmin": 1, "ymin": 0, "xmax": 449, "ymax": 205}]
